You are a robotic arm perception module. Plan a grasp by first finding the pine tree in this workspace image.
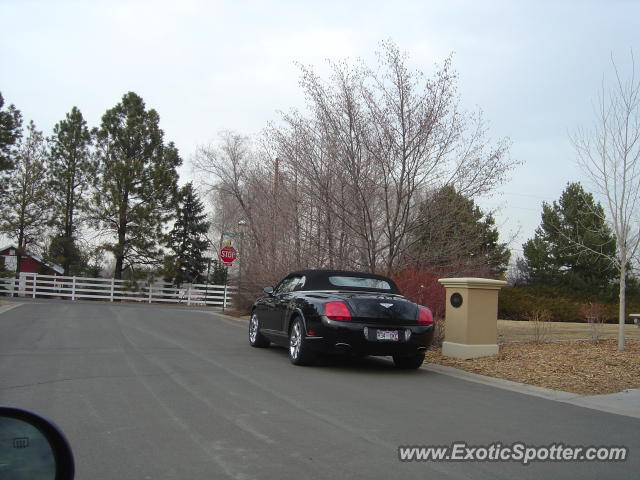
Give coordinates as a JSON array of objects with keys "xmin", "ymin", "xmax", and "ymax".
[
  {"xmin": 165, "ymin": 183, "xmax": 210, "ymax": 286},
  {"xmin": 0, "ymin": 121, "xmax": 51, "ymax": 269},
  {"xmin": 522, "ymin": 182, "xmax": 617, "ymax": 291},
  {"xmin": 0, "ymin": 92, "xmax": 23, "ymax": 194},
  {"xmin": 410, "ymin": 186, "xmax": 511, "ymax": 276},
  {"xmin": 90, "ymin": 92, "xmax": 181, "ymax": 279},
  {"xmin": 209, "ymin": 259, "xmax": 228, "ymax": 285},
  {"xmin": 47, "ymin": 106, "xmax": 94, "ymax": 274}
]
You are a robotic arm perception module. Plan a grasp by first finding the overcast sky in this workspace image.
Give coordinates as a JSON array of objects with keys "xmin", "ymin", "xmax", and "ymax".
[{"xmin": 2, "ymin": 0, "xmax": 639, "ymax": 258}]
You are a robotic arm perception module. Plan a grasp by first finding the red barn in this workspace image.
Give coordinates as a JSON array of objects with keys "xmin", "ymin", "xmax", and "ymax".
[{"xmin": 0, "ymin": 245, "xmax": 64, "ymax": 276}]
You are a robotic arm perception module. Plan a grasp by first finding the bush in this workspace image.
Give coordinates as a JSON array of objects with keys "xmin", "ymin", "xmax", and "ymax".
[
  {"xmin": 580, "ymin": 302, "xmax": 606, "ymax": 343},
  {"xmin": 527, "ymin": 309, "xmax": 551, "ymax": 343},
  {"xmin": 390, "ymin": 268, "xmax": 446, "ymax": 317},
  {"xmin": 499, "ymin": 284, "xmax": 640, "ymax": 323},
  {"xmin": 431, "ymin": 317, "xmax": 446, "ymax": 348}
]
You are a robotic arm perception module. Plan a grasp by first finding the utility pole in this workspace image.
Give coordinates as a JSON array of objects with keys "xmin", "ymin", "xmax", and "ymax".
[
  {"xmin": 272, "ymin": 157, "xmax": 279, "ymax": 258},
  {"xmin": 204, "ymin": 257, "xmax": 212, "ymax": 305},
  {"xmin": 238, "ymin": 219, "xmax": 247, "ymax": 293}
]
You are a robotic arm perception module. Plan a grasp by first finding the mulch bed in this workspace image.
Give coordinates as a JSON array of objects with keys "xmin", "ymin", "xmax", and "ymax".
[{"xmin": 425, "ymin": 339, "xmax": 640, "ymax": 395}]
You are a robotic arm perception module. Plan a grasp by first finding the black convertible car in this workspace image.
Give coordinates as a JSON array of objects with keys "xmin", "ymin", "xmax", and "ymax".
[{"xmin": 249, "ymin": 269, "xmax": 434, "ymax": 368}]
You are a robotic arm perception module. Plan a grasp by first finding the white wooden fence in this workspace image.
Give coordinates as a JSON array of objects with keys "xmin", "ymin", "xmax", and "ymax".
[{"xmin": 0, "ymin": 272, "xmax": 234, "ymax": 308}]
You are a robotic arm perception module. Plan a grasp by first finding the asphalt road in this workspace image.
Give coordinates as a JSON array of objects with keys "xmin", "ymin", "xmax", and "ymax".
[{"xmin": 0, "ymin": 299, "xmax": 638, "ymax": 479}]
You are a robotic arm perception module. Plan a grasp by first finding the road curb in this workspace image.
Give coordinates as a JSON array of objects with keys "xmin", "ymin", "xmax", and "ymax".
[
  {"xmin": 423, "ymin": 363, "xmax": 579, "ymax": 400},
  {"xmin": 424, "ymin": 362, "xmax": 640, "ymax": 419},
  {"xmin": 0, "ymin": 303, "xmax": 21, "ymax": 315},
  {"xmin": 207, "ymin": 311, "xmax": 250, "ymax": 323}
]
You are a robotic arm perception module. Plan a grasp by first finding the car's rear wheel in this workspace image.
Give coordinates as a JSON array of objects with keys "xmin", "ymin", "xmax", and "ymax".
[
  {"xmin": 392, "ymin": 352, "xmax": 425, "ymax": 369},
  {"xmin": 289, "ymin": 318, "xmax": 315, "ymax": 366},
  {"xmin": 249, "ymin": 313, "xmax": 270, "ymax": 347}
]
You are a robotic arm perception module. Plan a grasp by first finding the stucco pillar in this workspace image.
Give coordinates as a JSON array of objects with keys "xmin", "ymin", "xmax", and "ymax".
[{"xmin": 437, "ymin": 277, "xmax": 507, "ymax": 359}]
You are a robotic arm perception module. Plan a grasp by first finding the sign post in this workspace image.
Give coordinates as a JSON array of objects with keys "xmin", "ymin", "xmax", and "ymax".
[
  {"xmin": 204, "ymin": 257, "xmax": 212, "ymax": 306},
  {"xmin": 219, "ymin": 245, "xmax": 237, "ymax": 311}
]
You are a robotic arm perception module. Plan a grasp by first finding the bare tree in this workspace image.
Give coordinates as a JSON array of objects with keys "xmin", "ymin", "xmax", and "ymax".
[
  {"xmin": 268, "ymin": 41, "xmax": 514, "ymax": 273},
  {"xmin": 194, "ymin": 131, "xmax": 268, "ymax": 256},
  {"xmin": 573, "ymin": 52, "xmax": 640, "ymax": 351},
  {"xmin": 194, "ymin": 41, "xmax": 515, "ymax": 298},
  {"xmin": 194, "ymin": 131, "xmax": 303, "ymax": 295}
]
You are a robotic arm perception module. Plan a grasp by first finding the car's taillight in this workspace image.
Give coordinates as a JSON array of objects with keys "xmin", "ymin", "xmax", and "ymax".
[
  {"xmin": 325, "ymin": 301, "xmax": 352, "ymax": 321},
  {"xmin": 418, "ymin": 306, "xmax": 433, "ymax": 325}
]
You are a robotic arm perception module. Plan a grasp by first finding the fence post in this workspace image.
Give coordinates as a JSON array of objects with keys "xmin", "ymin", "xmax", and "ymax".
[
  {"xmin": 148, "ymin": 284, "xmax": 152, "ymax": 304},
  {"xmin": 72, "ymin": 276, "xmax": 76, "ymax": 301},
  {"xmin": 32, "ymin": 273, "xmax": 37, "ymax": 298},
  {"xmin": 110, "ymin": 278, "xmax": 115, "ymax": 302},
  {"xmin": 187, "ymin": 286, "xmax": 192, "ymax": 306},
  {"xmin": 223, "ymin": 284, "xmax": 228, "ymax": 311}
]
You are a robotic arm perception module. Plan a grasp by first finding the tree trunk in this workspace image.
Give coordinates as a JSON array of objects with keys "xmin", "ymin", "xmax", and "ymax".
[
  {"xmin": 62, "ymin": 250, "xmax": 70, "ymax": 276},
  {"xmin": 114, "ymin": 192, "xmax": 128, "ymax": 280},
  {"xmin": 618, "ymin": 262, "xmax": 626, "ymax": 351},
  {"xmin": 114, "ymin": 226, "xmax": 126, "ymax": 280},
  {"xmin": 114, "ymin": 254, "xmax": 124, "ymax": 280}
]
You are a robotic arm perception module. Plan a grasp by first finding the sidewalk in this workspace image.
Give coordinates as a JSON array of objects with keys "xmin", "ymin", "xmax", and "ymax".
[{"xmin": 425, "ymin": 363, "xmax": 640, "ymax": 419}]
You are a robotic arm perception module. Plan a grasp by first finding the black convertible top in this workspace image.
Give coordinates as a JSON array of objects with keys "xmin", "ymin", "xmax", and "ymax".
[{"xmin": 284, "ymin": 269, "xmax": 401, "ymax": 294}]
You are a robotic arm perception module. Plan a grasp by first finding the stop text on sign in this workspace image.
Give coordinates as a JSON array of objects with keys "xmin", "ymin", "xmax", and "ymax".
[{"xmin": 219, "ymin": 246, "xmax": 237, "ymax": 267}]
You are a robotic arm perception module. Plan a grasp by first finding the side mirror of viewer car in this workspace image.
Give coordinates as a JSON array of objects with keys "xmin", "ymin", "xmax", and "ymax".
[
  {"xmin": 263, "ymin": 286, "xmax": 274, "ymax": 295},
  {"xmin": 0, "ymin": 406, "xmax": 75, "ymax": 480}
]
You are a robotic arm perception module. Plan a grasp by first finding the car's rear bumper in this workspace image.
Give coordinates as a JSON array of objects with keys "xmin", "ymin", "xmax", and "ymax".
[{"xmin": 305, "ymin": 317, "xmax": 434, "ymax": 356}]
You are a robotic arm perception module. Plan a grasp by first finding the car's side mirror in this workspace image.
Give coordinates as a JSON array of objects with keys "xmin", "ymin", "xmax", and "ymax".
[
  {"xmin": 263, "ymin": 286, "xmax": 274, "ymax": 295},
  {"xmin": 0, "ymin": 406, "xmax": 75, "ymax": 479}
]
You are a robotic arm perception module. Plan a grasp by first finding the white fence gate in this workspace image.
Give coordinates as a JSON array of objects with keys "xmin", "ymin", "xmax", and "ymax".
[{"xmin": 0, "ymin": 273, "xmax": 234, "ymax": 308}]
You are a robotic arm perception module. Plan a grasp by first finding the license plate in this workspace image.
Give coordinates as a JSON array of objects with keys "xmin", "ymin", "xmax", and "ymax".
[{"xmin": 376, "ymin": 329, "xmax": 399, "ymax": 341}]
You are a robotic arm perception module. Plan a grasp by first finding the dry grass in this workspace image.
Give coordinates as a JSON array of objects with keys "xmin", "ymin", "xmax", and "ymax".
[
  {"xmin": 425, "ymin": 320, "xmax": 640, "ymax": 395},
  {"xmin": 429, "ymin": 319, "xmax": 640, "ymax": 395},
  {"xmin": 426, "ymin": 340, "xmax": 640, "ymax": 395},
  {"xmin": 497, "ymin": 319, "xmax": 640, "ymax": 342}
]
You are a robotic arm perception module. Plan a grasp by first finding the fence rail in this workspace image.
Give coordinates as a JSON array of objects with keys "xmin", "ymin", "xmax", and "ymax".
[{"xmin": 0, "ymin": 273, "xmax": 234, "ymax": 308}]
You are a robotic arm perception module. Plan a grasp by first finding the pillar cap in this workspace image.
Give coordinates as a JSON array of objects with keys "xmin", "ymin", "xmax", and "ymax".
[{"xmin": 438, "ymin": 277, "xmax": 507, "ymax": 290}]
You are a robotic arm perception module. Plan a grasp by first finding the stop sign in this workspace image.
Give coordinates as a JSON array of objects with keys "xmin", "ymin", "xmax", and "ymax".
[{"xmin": 219, "ymin": 246, "xmax": 237, "ymax": 267}]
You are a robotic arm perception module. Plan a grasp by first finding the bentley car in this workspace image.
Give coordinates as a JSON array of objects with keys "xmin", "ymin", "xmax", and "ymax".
[{"xmin": 249, "ymin": 269, "xmax": 435, "ymax": 368}]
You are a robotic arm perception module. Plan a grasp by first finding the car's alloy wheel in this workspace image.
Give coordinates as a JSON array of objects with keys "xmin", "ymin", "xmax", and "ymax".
[
  {"xmin": 249, "ymin": 313, "xmax": 269, "ymax": 347},
  {"xmin": 289, "ymin": 322, "xmax": 302, "ymax": 358},
  {"xmin": 289, "ymin": 318, "xmax": 315, "ymax": 365}
]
